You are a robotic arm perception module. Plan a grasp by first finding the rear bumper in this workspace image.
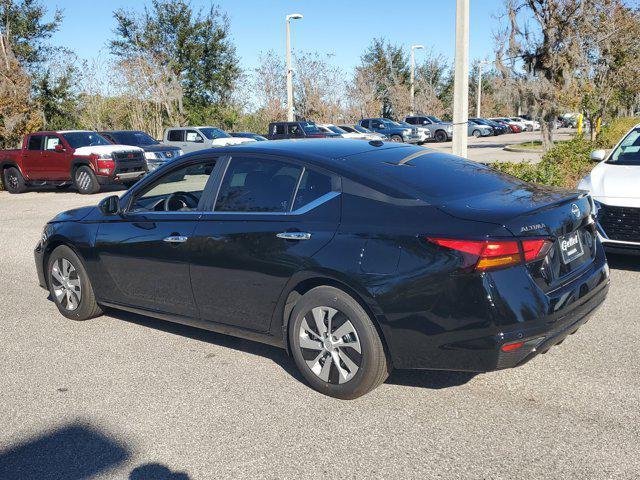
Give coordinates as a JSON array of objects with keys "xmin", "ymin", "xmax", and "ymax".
[{"xmin": 383, "ymin": 241, "xmax": 610, "ymax": 372}]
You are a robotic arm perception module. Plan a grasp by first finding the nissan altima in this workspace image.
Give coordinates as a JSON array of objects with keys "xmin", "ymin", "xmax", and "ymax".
[{"xmin": 35, "ymin": 140, "xmax": 609, "ymax": 399}]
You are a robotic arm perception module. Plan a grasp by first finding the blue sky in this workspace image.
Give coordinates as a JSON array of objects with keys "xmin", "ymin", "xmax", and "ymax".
[{"xmin": 49, "ymin": 0, "xmax": 503, "ymax": 73}]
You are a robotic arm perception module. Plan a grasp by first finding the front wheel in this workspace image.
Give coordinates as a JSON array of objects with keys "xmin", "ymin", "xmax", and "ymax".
[
  {"xmin": 472, "ymin": 129, "xmax": 482, "ymax": 138},
  {"xmin": 434, "ymin": 130, "xmax": 448, "ymax": 143},
  {"xmin": 74, "ymin": 166, "xmax": 100, "ymax": 194},
  {"xmin": 3, "ymin": 167, "xmax": 27, "ymax": 193},
  {"xmin": 289, "ymin": 286, "xmax": 390, "ymax": 399},
  {"xmin": 389, "ymin": 135, "xmax": 403, "ymax": 143},
  {"xmin": 47, "ymin": 245, "xmax": 102, "ymax": 321}
]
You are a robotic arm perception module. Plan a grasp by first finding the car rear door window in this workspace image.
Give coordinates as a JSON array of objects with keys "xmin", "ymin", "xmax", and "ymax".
[
  {"xmin": 292, "ymin": 169, "xmax": 333, "ymax": 211},
  {"xmin": 44, "ymin": 136, "xmax": 61, "ymax": 150},
  {"xmin": 185, "ymin": 130, "xmax": 203, "ymax": 143},
  {"xmin": 215, "ymin": 158, "xmax": 303, "ymax": 212},
  {"xmin": 168, "ymin": 130, "xmax": 184, "ymax": 142},
  {"xmin": 27, "ymin": 135, "xmax": 44, "ymax": 150}
]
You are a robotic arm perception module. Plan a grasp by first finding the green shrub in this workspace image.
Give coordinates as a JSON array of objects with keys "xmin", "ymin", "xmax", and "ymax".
[{"xmin": 597, "ymin": 117, "xmax": 639, "ymax": 149}]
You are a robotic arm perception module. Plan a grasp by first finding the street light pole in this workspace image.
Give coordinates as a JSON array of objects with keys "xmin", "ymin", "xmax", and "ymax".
[
  {"xmin": 476, "ymin": 60, "xmax": 491, "ymax": 118},
  {"xmin": 452, "ymin": 0, "xmax": 469, "ymax": 158},
  {"xmin": 286, "ymin": 13, "xmax": 303, "ymax": 122},
  {"xmin": 410, "ymin": 44, "xmax": 424, "ymax": 116}
]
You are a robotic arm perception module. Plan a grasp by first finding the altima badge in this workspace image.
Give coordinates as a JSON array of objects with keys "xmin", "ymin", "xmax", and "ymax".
[
  {"xmin": 571, "ymin": 204, "xmax": 581, "ymax": 218},
  {"xmin": 521, "ymin": 223, "xmax": 546, "ymax": 233}
]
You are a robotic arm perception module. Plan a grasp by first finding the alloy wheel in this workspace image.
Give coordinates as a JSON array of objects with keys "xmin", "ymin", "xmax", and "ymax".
[
  {"xmin": 7, "ymin": 172, "xmax": 18, "ymax": 190},
  {"xmin": 50, "ymin": 258, "xmax": 82, "ymax": 311},
  {"xmin": 298, "ymin": 306, "xmax": 362, "ymax": 384}
]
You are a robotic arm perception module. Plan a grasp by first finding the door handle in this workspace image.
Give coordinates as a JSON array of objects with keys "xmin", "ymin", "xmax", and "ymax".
[
  {"xmin": 276, "ymin": 232, "xmax": 311, "ymax": 241},
  {"xmin": 163, "ymin": 235, "xmax": 189, "ymax": 243}
]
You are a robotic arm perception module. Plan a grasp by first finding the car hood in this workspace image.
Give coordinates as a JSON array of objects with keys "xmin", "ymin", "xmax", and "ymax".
[
  {"xmin": 140, "ymin": 144, "xmax": 181, "ymax": 152},
  {"xmin": 210, "ymin": 137, "xmax": 256, "ymax": 146},
  {"xmin": 49, "ymin": 206, "xmax": 96, "ymax": 223},
  {"xmin": 74, "ymin": 145, "xmax": 143, "ymax": 156},
  {"xmin": 587, "ymin": 162, "xmax": 640, "ymax": 203}
]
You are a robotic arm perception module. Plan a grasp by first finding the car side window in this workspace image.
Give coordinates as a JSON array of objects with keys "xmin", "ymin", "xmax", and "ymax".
[
  {"xmin": 186, "ymin": 130, "xmax": 203, "ymax": 143},
  {"xmin": 44, "ymin": 136, "xmax": 61, "ymax": 151},
  {"xmin": 288, "ymin": 124, "xmax": 303, "ymax": 136},
  {"xmin": 215, "ymin": 157, "xmax": 303, "ymax": 213},
  {"xmin": 292, "ymin": 169, "xmax": 333, "ymax": 211},
  {"xmin": 27, "ymin": 136, "xmax": 44, "ymax": 150},
  {"xmin": 273, "ymin": 124, "xmax": 285, "ymax": 135},
  {"xmin": 168, "ymin": 130, "xmax": 184, "ymax": 142},
  {"xmin": 129, "ymin": 161, "xmax": 216, "ymax": 213}
]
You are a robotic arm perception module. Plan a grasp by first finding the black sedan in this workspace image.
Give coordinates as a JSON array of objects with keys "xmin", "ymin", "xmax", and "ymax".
[{"xmin": 34, "ymin": 140, "xmax": 609, "ymax": 399}]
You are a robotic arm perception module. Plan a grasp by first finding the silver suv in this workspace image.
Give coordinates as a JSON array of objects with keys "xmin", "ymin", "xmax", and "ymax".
[{"xmin": 404, "ymin": 116, "xmax": 453, "ymax": 143}]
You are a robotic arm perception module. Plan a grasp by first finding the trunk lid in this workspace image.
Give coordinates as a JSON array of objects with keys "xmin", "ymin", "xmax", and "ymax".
[{"xmin": 437, "ymin": 188, "xmax": 597, "ymax": 290}]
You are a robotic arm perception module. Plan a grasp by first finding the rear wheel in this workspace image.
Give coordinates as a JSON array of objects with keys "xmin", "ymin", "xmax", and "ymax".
[
  {"xmin": 3, "ymin": 167, "xmax": 27, "ymax": 193},
  {"xmin": 434, "ymin": 130, "xmax": 448, "ymax": 143},
  {"xmin": 289, "ymin": 286, "xmax": 390, "ymax": 399},
  {"xmin": 389, "ymin": 134, "xmax": 403, "ymax": 143},
  {"xmin": 74, "ymin": 166, "xmax": 100, "ymax": 194},
  {"xmin": 47, "ymin": 245, "xmax": 102, "ymax": 321}
]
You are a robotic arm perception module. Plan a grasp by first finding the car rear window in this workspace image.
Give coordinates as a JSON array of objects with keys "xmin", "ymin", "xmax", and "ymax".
[{"xmin": 343, "ymin": 147, "xmax": 524, "ymax": 201}]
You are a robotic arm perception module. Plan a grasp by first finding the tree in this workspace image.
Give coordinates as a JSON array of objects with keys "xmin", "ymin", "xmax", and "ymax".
[
  {"xmin": 293, "ymin": 52, "xmax": 344, "ymax": 122},
  {"xmin": 496, "ymin": 0, "xmax": 593, "ymax": 150},
  {"xmin": 32, "ymin": 56, "xmax": 82, "ymax": 129},
  {"xmin": 346, "ymin": 65, "xmax": 381, "ymax": 121},
  {"xmin": 413, "ymin": 52, "xmax": 450, "ymax": 118},
  {"xmin": 359, "ymin": 38, "xmax": 409, "ymax": 118},
  {"xmin": 110, "ymin": 0, "xmax": 240, "ymax": 122},
  {"xmin": 579, "ymin": 1, "xmax": 640, "ymax": 140},
  {"xmin": 0, "ymin": 0, "xmax": 62, "ymax": 70}
]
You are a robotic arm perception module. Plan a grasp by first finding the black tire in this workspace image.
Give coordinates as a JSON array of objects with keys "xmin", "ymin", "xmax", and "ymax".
[
  {"xmin": 47, "ymin": 245, "xmax": 102, "ymax": 321},
  {"xmin": 389, "ymin": 134, "xmax": 403, "ymax": 143},
  {"xmin": 3, "ymin": 167, "xmax": 27, "ymax": 194},
  {"xmin": 472, "ymin": 129, "xmax": 482, "ymax": 138},
  {"xmin": 74, "ymin": 166, "xmax": 100, "ymax": 194},
  {"xmin": 434, "ymin": 130, "xmax": 448, "ymax": 143},
  {"xmin": 289, "ymin": 286, "xmax": 390, "ymax": 399}
]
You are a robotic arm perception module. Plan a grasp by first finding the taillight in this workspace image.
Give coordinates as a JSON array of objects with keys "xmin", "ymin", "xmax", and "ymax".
[
  {"xmin": 521, "ymin": 239, "xmax": 553, "ymax": 262},
  {"xmin": 427, "ymin": 237, "xmax": 552, "ymax": 271}
]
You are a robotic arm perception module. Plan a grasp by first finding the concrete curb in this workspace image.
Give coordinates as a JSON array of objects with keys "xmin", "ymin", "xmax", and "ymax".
[{"xmin": 503, "ymin": 145, "xmax": 544, "ymax": 153}]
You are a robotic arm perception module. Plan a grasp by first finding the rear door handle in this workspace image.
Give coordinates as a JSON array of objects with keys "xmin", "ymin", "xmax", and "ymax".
[
  {"xmin": 163, "ymin": 235, "xmax": 189, "ymax": 243},
  {"xmin": 276, "ymin": 232, "xmax": 311, "ymax": 241}
]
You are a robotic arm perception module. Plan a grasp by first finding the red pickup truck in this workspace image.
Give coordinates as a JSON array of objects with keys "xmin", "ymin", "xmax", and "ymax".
[{"xmin": 0, "ymin": 130, "xmax": 148, "ymax": 194}]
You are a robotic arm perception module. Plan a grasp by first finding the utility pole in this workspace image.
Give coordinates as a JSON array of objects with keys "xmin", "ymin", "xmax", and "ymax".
[
  {"xmin": 286, "ymin": 13, "xmax": 303, "ymax": 121},
  {"xmin": 452, "ymin": 0, "xmax": 469, "ymax": 157},
  {"xmin": 476, "ymin": 60, "xmax": 491, "ymax": 118},
  {"xmin": 410, "ymin": 44, "xmax": 424, "ymax": 116}
]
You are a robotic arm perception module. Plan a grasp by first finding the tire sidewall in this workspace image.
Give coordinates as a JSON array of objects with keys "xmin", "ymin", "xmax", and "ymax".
[
  {"xmin": 289, "ymin": 287, "xmax": 384, "ymax": 399},
  {"xmin": 435, "ymin": 130, "xmax": 447, "ymax": 142},
  {"xmin": 473, "ymin": 129, "xmax": 481, "ymax": 138},
  {"xmin": 47, "ymin": 246, "xmax": 94, "ymax": 321},
  {"xmin": 390, "ymin": 135, "xmax": 402, "ymax": 143}
]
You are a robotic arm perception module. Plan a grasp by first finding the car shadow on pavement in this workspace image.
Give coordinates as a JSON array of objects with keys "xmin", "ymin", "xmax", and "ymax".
[
  {"xmin": 130, "ymin": 463, "xmax": 190, "ymax": 480},
  {"xmin": 386, "ymin": 370, "xmax": 477, "ymax": 389},
  {"xmin": 606, "ymin": 253, "xmax": 640, "ymax": 272},
  {"xmin": 0, "ymin": 422, "xmax": 129, "ymax": 480},
  {"xmin": 103, "ymin": 308, "xmax": 306, "ymax": 382}
]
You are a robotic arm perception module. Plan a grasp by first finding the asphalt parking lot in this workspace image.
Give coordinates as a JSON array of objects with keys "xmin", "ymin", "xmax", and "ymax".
[
  {"xmin": 1, "ymin": 187, "xmax": 639, "ymax": 479},
  {"xmin": 428, "ymin": 128, "xmax": 577, "ymax": 164}
]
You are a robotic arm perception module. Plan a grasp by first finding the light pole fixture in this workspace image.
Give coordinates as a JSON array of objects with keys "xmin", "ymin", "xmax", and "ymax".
[
  {"xmin": 286, "ymin": 13, "xmax": 303, "ymax": 121},
  {"xmin": 410, "ymin": 44, "xmax": 424, "ymax": 116},
  {"xmin": 476, "ymin": 60, "xmax": 492, "ymax": 118}
]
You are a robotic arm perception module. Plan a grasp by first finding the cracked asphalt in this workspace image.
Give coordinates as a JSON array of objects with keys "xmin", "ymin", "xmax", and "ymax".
[{"xmin": 0, "ymin": 188, "xmax": 639, "ymax": 479}]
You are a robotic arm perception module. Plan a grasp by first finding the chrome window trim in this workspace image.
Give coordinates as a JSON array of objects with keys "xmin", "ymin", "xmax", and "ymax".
[{"xmin": 203, "ymin": 191, "xmax": 340, "ymax": 217}]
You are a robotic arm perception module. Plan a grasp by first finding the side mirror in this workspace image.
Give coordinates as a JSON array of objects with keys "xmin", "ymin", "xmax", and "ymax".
[
  {"xmin": 99, "ymin": 195, "xmax": 121, "ymax": 215},
  {"xmin": 54, "ymin": 144, "xmax": 65, "ymax": 153},
  {"xmin": 590, "ymin": 149, "xmax": 606, "ymax": 162}
]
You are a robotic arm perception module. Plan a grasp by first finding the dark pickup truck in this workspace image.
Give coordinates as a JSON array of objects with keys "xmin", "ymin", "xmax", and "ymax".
[
  {"xmin": 266, "ymin": 121, "xmax": 340, "ymax": 140},
  {"xmin": 0, "ymin": 130, "xmax": 147, "ymax": 194}
]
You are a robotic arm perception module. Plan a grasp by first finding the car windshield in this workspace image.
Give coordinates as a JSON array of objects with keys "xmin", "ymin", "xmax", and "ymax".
[
  {"xmin": 396, "ymin": 121, "xmax": 412, "ymax": 127},
  {"xmin": 109, "ymin": 131, "xmax": 158, "ymax": 146},
  {"xmin": 427, "ymin": 116, "xmax": 442, "ymax": 123},
  {"xmin": 301, "ymin": 122, "xmax": 322, "ymax": 134},
  {"xmin": 353, "ymin": 125, "xmax": 371, "ymax": 133},
  {"xmin": 608, "ymin": 128, "xmax": 640, "ymax": 166},
  {"xmin": 62, "ymin": 132, "xmax": 111, "ymax": 149},
  {"xmin": 200, "ymin": 127, "xmax": 231, "ymax": 139},
  {"xmin": 339, "ymin": 125, "xmax": 355, "ymax": 133}
]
